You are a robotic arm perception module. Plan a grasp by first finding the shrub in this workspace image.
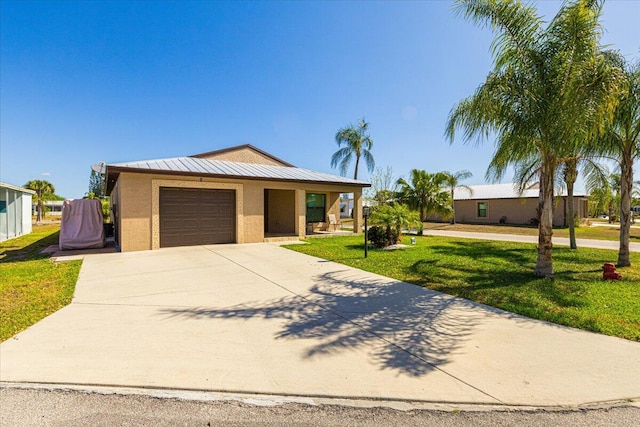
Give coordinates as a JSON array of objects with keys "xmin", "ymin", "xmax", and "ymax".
[
  {"xmin": 367, "ymin": 225, "xmax": 399, "ymax": 248},
  {"xmin": 369, "ymin": 203, "xmax": 421, "ymax": 245},
  {"xmin": 101, "ymin": 199, "xmax": 111, "ymax": 222}
]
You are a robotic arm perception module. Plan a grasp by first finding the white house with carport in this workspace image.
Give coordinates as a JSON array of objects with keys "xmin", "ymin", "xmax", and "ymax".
[{"xmin": 0, "ymin": 182, "xmax": 35, "ymax": 242}]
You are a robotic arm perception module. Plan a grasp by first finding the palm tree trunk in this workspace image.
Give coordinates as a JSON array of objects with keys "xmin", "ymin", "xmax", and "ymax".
[
  {"xmin": 36, "ymin": 193, "xmax": 43, "ymax": 223},
  {"xmin": 564, "ymin": 161, "xmax": 578, "ymax": 249},
  {"xmin": 567, "ymin": 186, "xmax": 576, "ymax": 250},
  {"xmin": 608, "ymin": 203, "xmax": 613, "ymax": 223},
  {"xmin": 450, "ymin": 189, "xmax": 456, "ymax": 224},
  {"xmin": 353, "ymin": 156, "xmax": 360, "ymax": 181},
  {"xmin": 617, "ymin": 150, "xmax": 633, "ymax": 267},
  {"xmin": 534, "ymin": 162, "xmax": 554, "ymax": 278}
]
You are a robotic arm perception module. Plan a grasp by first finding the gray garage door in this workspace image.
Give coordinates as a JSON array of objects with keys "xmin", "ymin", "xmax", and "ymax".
[{"xmin": 160, "ymin": 187, "xmax": 236, "ymax": 247}]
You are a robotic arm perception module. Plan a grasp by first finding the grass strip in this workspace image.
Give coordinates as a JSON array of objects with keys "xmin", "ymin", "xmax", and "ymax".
[{"xmin": 0, "ymin": 224, "xmax": 82, "ymax": 342}]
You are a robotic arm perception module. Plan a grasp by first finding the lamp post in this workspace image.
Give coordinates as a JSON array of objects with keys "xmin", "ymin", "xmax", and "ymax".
[{"xmin": 363, "ymin": 205, "xmax": 371, "ymax": 258}]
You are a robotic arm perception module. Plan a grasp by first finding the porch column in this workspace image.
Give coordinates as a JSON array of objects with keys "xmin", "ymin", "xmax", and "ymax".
[
  {"xmin": 295, "ymin": 189, "xmax": 306, "ymax": 238},
  {"xmin": 352, "ymin": 188, "xmax": 362, "ymax": 234}
]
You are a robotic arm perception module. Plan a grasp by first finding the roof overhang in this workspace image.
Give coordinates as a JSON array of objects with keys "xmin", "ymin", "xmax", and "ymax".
[
  {"xmin": 105, "ymin": 165, "xmax": 370, "ymax": 195},
  {"xmin": 0, "ymin": 182, "xmax": 36, "ymax": 195}
]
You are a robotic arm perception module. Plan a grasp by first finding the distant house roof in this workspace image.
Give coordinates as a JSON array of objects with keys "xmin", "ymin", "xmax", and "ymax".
[
  {"xmin": 454, "ymin": 183, "xmax": 587, "ymax": 201},
  {"xmin": 105, "ymin": 156, "xmax": 369, "ymax": 193},
  {"xmin": 0, "ymin": 182, "xmax": 36, "ymax": 195}
]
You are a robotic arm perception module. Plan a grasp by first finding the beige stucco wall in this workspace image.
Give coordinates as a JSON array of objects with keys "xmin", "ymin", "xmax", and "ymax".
[
  {"xmin": 119, "ymin": 174, "xmax": 154, "ymax": 251},
  {"xmin": 451, "ymin": 197, "xmax": 588, "ymax": 226},
  {"xmin": 197, "ymin": 147, "xmax": 286, "ymax": 166},
  {"xmin": 113, "ymin": 171, "xmax": 364, "ymax": 251}
]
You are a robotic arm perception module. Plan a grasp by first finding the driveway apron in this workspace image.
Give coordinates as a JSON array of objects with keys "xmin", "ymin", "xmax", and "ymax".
[{"xmin": 1, "ymin": 244, "xmax": 639, "ymax": 406}]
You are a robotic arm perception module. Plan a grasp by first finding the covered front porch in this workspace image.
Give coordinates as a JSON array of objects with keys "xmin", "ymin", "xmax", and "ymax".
[{"xmin": 263, "ymin": 187, "xmax": 362, "ymax": 242}]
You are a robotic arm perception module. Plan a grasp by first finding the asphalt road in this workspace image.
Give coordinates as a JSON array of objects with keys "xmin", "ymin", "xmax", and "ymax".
[{"xmin": 2, "ymin": 388, "xmax": 639, "ymax": 427}]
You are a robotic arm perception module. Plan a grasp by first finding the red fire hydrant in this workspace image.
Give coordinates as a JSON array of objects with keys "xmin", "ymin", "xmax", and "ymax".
[{"xmin": 602, "ymin": 263, "xmax": 622, "ymax": 280}]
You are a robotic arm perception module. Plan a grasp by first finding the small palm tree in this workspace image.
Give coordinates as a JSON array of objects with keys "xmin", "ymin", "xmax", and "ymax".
[
  {"xmin": 442, "ymin": 170, "xmax": 473, "ymax": 224},
  {"xmin": 369, "ymin": 203, "xmax": 421, "ymax": 244},
  {"xmin": 24, "ymin": 180, "xmax": 56, "ymax": 223},
  {"xmin": 331, "ymin": 118, "xmax": 375, "ymax": 180},
  {"xmin": 396, "ymin": 169, "xmax": 452, "ymax": 221},
  {"xmin": 587, "ymin": 172, "xmax": 621, "ymax": 223}
]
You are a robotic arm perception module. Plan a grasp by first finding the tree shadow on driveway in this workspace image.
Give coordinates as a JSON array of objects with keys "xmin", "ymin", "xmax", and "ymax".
[{"xmin": 161, "ymin": 270, "xmax": 483, "ymax": 377}]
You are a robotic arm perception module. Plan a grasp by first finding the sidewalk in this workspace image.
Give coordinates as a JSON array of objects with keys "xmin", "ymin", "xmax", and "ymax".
[{"xmin": 422, "ymin": 230, "xmax": 640, "ymax": 252}]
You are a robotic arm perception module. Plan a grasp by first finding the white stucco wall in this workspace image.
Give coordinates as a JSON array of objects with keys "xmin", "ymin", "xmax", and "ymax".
[{"xmin": 22, "ymin": 194, "xmax": 33, "ymax": 235}]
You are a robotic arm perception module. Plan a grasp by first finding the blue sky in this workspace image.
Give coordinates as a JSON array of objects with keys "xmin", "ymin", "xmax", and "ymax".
[{"xmin": 1, "ymin": 0, "xmax": 638, "ymax": 199}]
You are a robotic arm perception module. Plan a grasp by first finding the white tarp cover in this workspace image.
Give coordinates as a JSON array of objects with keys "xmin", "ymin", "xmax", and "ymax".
[{"xmin": 59, "ymin": 199, "xmax": 106, "ymax": 250}]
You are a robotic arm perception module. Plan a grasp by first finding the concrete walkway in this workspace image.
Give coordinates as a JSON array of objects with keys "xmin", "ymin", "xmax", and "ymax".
[
  {"xmin": 422, "ymin": 229, "xmax": 640, "ymax": 252},
  {"xmin": 1, "ymin": 244, "xmax": 639, "ymax": 407}
]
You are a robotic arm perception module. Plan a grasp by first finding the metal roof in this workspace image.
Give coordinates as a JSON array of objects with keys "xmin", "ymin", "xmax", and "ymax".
[
  {"xmin": 107, "ymin": 156, "xmax": 370, "ymax": 187},
  {"xmin": 454, "ymin": 183, "xmax": 587, "ymax": 200},
  {"xmin": 0, "ymin": 181, "xmax": 36, "ymax": 195}
]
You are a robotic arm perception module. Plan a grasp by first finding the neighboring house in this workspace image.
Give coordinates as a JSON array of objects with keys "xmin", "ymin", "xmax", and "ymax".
[
  {"xmin": 105, "ymin": 145, "xmax": 370, "ymax": 252},
  {"xmin": 432, "ymin": 183, "xmax": 588, "ymax": 226},
  {"xmin": 32, "ymin": 200, "xmax": 64, "ymax": 216},
  {"xmin": 340, "ymin": 196, "xmax": 354, "ymax": 218},
  {"xmin": 0, "ymin": 182, "xmax": 35, "ymax": 242}
]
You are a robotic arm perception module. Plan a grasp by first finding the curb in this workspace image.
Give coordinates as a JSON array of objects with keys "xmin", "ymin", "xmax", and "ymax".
[{"xmin": 2, "ymin": 382, "xmax": 638, "ymax": 413}]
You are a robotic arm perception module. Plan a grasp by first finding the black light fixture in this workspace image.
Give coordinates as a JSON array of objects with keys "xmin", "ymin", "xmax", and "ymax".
[{"xmin": 363, "ymin": 205, "xmax": 371, "ymax": 258}]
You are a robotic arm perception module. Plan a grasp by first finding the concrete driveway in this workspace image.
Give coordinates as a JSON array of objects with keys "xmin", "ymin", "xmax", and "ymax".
[{"xmin": 1, "ymin": 244, "xmax": 639, "ymax": 407}]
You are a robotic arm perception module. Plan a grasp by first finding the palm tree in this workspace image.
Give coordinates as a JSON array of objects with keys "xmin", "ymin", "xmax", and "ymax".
[
  {"xmin": 560, "ymin": 158, "xmax": 609, "ymax": 249},
  {"xmin": 442, "ymin": 170, "xmax": 473, "ymax": 224},
  {"xmin": 369, "ymin": 203, "xmax": 421, "ymax": 244},
  {"xmin": 24, "ymin": 180, "xmax": 55, "ymax": 223},
  {"xmin": 600, "ymin": 54, "xmax": 639, "ymax": 267},
  {"xmin": 587, "ymin": 172, "xmax": 620, "ymax": 222},
  {"xmin": 446, "ymin": 0, "xmax": 623, "ymax": 278},
  {"xmin": 331, "ymin": 118, "xmax": 375, "ymax": 180},
  {"xmin": 396, "ymin": 169, "xmax": 451, "ymax": 221}
]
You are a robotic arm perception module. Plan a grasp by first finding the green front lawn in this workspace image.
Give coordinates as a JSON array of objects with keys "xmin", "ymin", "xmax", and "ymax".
[
  {"xmin": 0, "ymin": 224, "xmax": 82, "ymax": 342},
  {"xmin": 422, "ymin": 221, "xmax": 640, "ymax": 242},
  {"xmin": 285, "ymin": 235, "xmax": 640, "ymax": 341}
]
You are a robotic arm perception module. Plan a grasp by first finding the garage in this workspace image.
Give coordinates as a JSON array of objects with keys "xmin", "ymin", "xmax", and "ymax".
[{"xmin": 159, "ymin": 187, "xmax": 236, "ymax": 247}]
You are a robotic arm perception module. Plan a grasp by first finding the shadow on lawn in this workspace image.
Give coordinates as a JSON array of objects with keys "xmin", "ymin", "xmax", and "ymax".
[
  {"xmin": 411, "ymin": 240, "xmax": 590, "ymax": 311},
  {"xmin": 161, "ymin": 270, "xmax": 484, "ymax": 377},
  {"xmin": 0, "ymin": 230, "xmax": 60, "ymax": 263}
]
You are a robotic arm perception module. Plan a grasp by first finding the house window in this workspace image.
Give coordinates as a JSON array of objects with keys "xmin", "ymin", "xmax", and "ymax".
[
  {"xmin": 306, "ymin": 193, "xmax": 326, "ymax": 223},
  {"xmin": 477, "ymin": 202, "xmax": 488, "ymax": 218}
]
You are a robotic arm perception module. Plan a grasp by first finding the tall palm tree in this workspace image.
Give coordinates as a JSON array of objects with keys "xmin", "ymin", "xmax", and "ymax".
[
  {"xmin": 24, "ymin": 180, "xmax": 55, "ymax": 223},
  {"xmin": 396, "ymin": 169, "xmax": 451, "ymax": 221},
  {"xmin": 331, "ymin": 118, "xmax": 375, "ymax": 180},
  {"xmin": 446, "ymin": 0, "xmax": 623, "ymax": 278},
  {"xmin": 442, "ymin": 170, "xmax": 473, "ymax": 224},
  {"xmin": 600, "ymin": 54, "xmax": 639, "ymax": 267}
]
